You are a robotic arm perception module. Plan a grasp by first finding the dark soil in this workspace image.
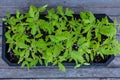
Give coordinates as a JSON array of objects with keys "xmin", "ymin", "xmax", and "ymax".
[{"xmin": 93, "ymin": 55, "xmax": 111, "ymax": 63}]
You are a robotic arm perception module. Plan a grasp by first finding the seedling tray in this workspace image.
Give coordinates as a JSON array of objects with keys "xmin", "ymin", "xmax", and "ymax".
[{"xmin": 2, "ymin": 14, "xmax": 115, "ymax": 67}]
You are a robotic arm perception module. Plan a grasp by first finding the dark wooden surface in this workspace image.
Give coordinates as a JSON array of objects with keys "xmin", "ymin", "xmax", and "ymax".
[{"xmin": 0, "ymin": 0, "xmax": 120, "ymax": 79}]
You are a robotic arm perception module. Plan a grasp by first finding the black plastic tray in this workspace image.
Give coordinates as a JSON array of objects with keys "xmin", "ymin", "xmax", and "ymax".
[{"xmin": 2, "ymin": 14, "xmax": 115, "ymax": 67}]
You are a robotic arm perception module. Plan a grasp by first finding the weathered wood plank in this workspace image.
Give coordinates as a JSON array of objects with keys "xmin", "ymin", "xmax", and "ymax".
[
  {"xmin": 1, "ymin": 0, "xmax": 120, "ymax": 8},
  {"xmin": 0, "ymin": 7, "xmax": 28, "ymax": 17},
  {"xmin": 0, "ymin": 58, "xmax": 10, "ymax": 68},
  {"xmin": 1, "ymin": 7, "xmax": 120, "ymax": 17},
  {"xmin": 108, "ymin": 56, "xmax": 120, "ymax": 67},
  {"xmin": 0, "ymin": 68, "xmax": 120, "ymax": 78},
  {"xmin": 109, "ymin": 16, "xmax": 120, "ymax": 24}
]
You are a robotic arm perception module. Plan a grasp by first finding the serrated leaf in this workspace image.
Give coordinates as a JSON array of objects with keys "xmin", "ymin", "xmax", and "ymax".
[
  {"xmin": 65, "ymin": 8, "xmax": 74, "ymax": 16},
  {"xmin": 49, "ymin": 35, "xmax": 67, "ymax": 42},
  {"xmin": 101, "ymin": 17, "xmax": 109, "ymax": 24},
  {"xmin": 66, "ymin": 39, "xmax": 72, "ymax": 48},
  {"xmin": 100, "ymin": 25, "xmax": 116, "ymax": 37},
  {"xmin": 31, "ymin": 25, "xmax": 37, "ymax": 35},
  {"xmin": 53, "ymin": 46, "xmax": 60, "ymax": 57},
  {"xmin": 29, "ymin": 6, "xmax": 35, "ymax": 17},
  {"xmin": 35, "ymin": 12, "xmax": 39, "ymax": 20},
  {"xmin": 77, "ymin": 37, "xmax": 86, "ymax": 45},
  {"xmin": 26, "ymin": 58, "xmax": 33, "ymax": 62},
  {"xmin": 82, "ymin": 25, "xmax": 91, "ymax": 33},
  {"xmin": 83, "ymin": 19, "xmax": 90, "ymax": 23},
  {"xmin": 37, "ymin": 39, "xmax": 47, "ymax": 50},
  {"xmin": 71, "ymin": 51, "xmax": 85, "ymax": 63},
  {"xmin": 16, "ymin": 10, "xmax": 20, "ymax": 19},
  {"xmin": 80, "ymin": 12, "xmax": 87, "ymax": 19},
  {"xmin": 5, "ymin": 31, "xmax": 13, "ymax": 43},
  {"xmin": 87, "ymin": 31, "xmax": 92, "ymax": 41},
  {"xmin": 57, "ymin": 6, "xmax": 64, "ymax": 16},
  {"xmin": 87, "ymin": 12, "xmax": 95, "ymax": 23},
  {"xmin": 25, "ymin": 50, "xmax": 30, "ymax": 58},
  {"xmin": 46, "ymin": 8, "xmax": 55, "ymax": 19},
  {"xmin": 16, "ymin": 41, "xmax": 28, "ymax": 48},
  {"xmin": 26, "ymin": 18, "xmax": 34, "ymax": 22},
  {"xmin": 35, "ymin": 34, "xmax": 43, "ymax": 38}
]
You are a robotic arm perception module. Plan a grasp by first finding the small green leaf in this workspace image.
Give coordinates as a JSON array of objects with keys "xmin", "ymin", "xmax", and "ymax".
[
  {"xmin": 85, "ymin": 54, "xmax": 89, "ymax": 62},
  {"xmin": 21, "ymin": 61, "xmax": 28, "ymax": 68},
  {"xmin": 16, "ymin": 10, "xmax": 20, "ymax": 19},
  {"xmin": 87, "ymin": 12, "xmax": 95, "ymax": 23},
  {"xmin": 25, "ymin": 50, "xmax": 30, "ymax": 58},
  {"xmin": 46, "ymin": 8, "xmax": 55, "ymax": 19},
  {"xmin": 29, "ymin": 5, "xmax": 36, "ymax": 17},
  {"xmin": 84, "ymin": 63, "xmax": 90, "ymax": 65},
  {"xmin": 35, "ymin": 34, "xmax": 43, "ymax": 38},
  {"xmin": 2, "ymin": 18, "xmax": 7, "ymax": 21},
  {"xmin": 100, "ymin": 25, "xmax": 116, "ymax": 37},
  {"xmin": 90, "ymin": 53, "xmax": 94, "ymax": 61},
  {"xmin": 26, "ymin": 18, "xmax": 34, "ymax": 22},
  {"xmin": 38, "ymin": 58, "xmax": 43, "ymax": 65},
  {"xmin": 77, "ymin": 37, "xmax": 86, "ymax": 45},
  {"xmin": 16, "ymin": 41, "xmax": 28, "ymax": 48},
  {"xmin": 82, "ymin": 25, "xmax": 91, "ymax": 33},
  {"xmin": 65, "ymin": 8, "xmax": 74, "ymax": 16},
  {"xmin": 74, "ymin": 64, "xmax": 81, "ymax": 69},
  {"xmin": 80, "ymin": 12, "xmax": 88, "ymax": 19},
  {"xmin": 38, "ymin": 4, "xmax": 47, "ymax": 12},
  {"xmin": 58, "ymin": 63, "xmax": 66, "ymax": 72},
  {"xmin": 97, "ymin": 33, "xmax": 101, "ymax": 42},
  {"xmin": 31, "ymin": 25, "xmax": 37, "ymax": 35},
  {"xmin": 57, "ymin": 6, "xmax": 64, "ymax": 16},
  {"xmin": 87, "ymin": 31, "xmax": 92, "ymax": 41}
]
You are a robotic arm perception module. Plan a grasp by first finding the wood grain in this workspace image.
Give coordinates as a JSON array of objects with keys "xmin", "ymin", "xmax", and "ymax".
[
  {"xmin": 0, "ymin": 67, "xmax": 120, "ymax": 78},
  {"xmin": 1, "ymin": 7, "xmax": 120, "ymax": 17},
  {"xmin": 1, "ymin": 0, "xmax": 120, "ymax": 8}
]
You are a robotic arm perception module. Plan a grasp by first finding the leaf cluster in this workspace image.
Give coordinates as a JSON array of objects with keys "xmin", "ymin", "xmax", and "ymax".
[{"xmin": 3, "ymin": 5, "xmax": 120, "ymax": 72}]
